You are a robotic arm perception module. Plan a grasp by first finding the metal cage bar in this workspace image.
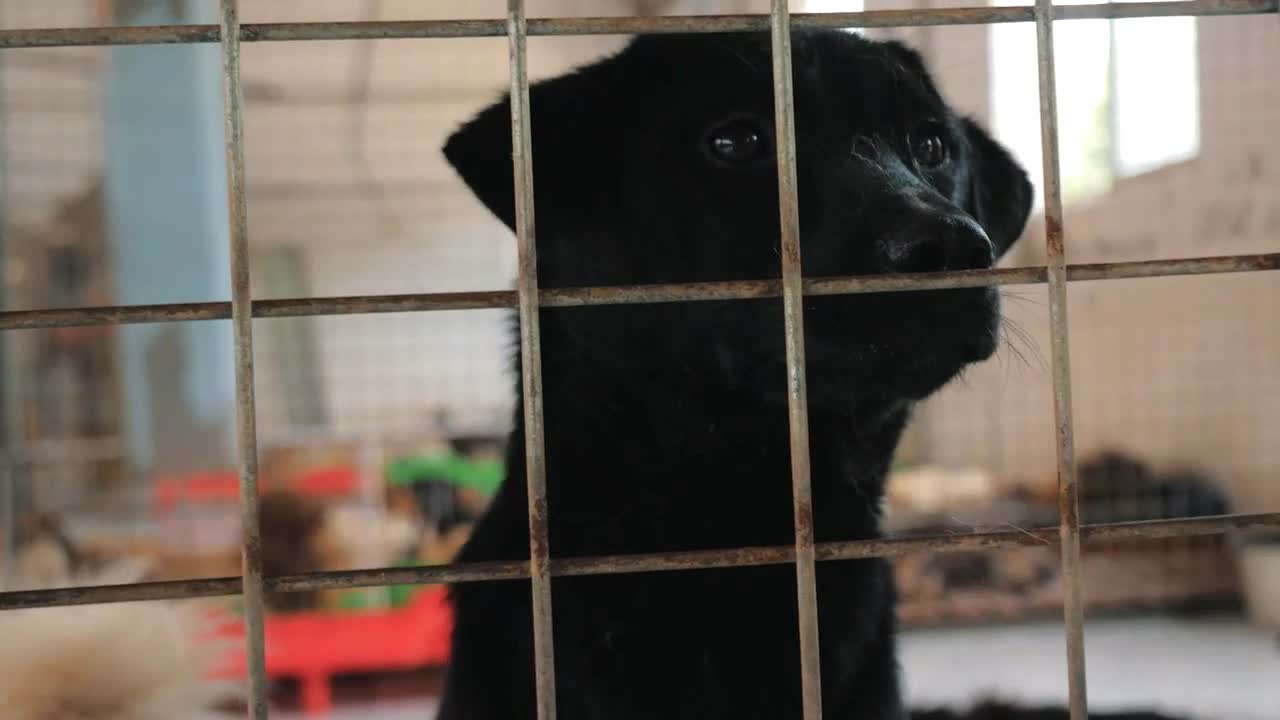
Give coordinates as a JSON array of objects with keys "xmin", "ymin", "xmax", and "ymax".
[
  {"xmin": 507, "ymin": 1, "xmax": 559, "ymax": 718},
  {"xmin": 2, "ymin": 253, "xmax": 1277, "ymax": 332},
  {"xmin": 0, "ymin": 0, "xmax": 1274, "ymax": 48},
  {"xmin": 218, "ymin": 0, "xmax": 269, "ymax": 717},
  {"xmin": 4, "ymin": 512, "xmax": 1277, "ymax": 612},
  {"xmin": 768, "ymin": 2, "xmax": 823, "ymax": 716},
  {"xmin": 1032, "ymin": 1, "xmax": 1087, "ymax": 717}
]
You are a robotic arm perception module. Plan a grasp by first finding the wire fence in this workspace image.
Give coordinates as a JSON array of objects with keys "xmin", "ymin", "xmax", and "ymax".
[{"xmin": 0, "ymin": 2, "xmax": 1277, "ymax": 720}]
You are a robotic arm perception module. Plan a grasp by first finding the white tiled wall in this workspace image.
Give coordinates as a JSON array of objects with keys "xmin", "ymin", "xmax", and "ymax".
[{"xmin": 912, "ymin": 14, "xmax": 1280, "ymax": 510}]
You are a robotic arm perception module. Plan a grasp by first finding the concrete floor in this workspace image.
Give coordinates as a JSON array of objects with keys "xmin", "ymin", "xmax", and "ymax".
[
  {"xmin": 275, "ymin": 616, "xmax": 1279, "ymax": 720},
  {"xmin": 899, "ymin": 616, "xmax": 1279, "ymax": 719}
]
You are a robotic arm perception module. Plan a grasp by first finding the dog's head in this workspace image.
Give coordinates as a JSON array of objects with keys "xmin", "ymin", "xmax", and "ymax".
[{"xmin": 445, "ymin": 31, "xmax": 1032, "ymax": 406}]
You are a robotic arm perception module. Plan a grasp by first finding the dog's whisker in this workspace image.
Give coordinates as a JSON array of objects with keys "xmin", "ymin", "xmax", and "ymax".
[
  {"xmin": 849, "ymin": 136, "xmax": 897, "ymax": 181},
  {"xmin": 999, "ymin": 317, "xmax": 1047, "ymax": 372},
  {"xmin": 711, "ymin": 38, "xmax": 761, "ymax": 75},
  {"xmin": 1003, "ymin": 316, "xmax": 1045, "ymax": 366},
  {"xmin": 998, "ymin": 327, "xmax": 1032, "ymax": 372},
  {"xmin": 999, "ymin": 288, "xmax": 1047, "ymax": 308}
]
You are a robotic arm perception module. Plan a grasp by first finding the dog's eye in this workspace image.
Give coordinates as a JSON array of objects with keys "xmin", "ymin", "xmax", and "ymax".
[
  {"xmin": 707, "ymin": 119, "xmax": 769, "ymax": 164},
  {"xmin": 910, "ymin": 124, "xmax": 949, "ymax": 169}
]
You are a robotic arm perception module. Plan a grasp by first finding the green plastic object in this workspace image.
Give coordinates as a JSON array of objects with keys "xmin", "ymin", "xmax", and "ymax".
[
  {"xmin": 336, "ymin": 589, "xmax": 382, "ymax": 611},
  {"xmin": 387, "ymin": 559, "xmax": 422, "ymax": 608},
  {"xmin": 384, "ymin": 453, "xmax": 503, "ymax": 496}
]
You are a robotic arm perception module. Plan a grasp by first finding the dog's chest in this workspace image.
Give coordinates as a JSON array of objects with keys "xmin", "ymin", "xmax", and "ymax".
[
  {"xmin": 552, "ymin": 566, "xmax": 807, "ymax": 719},
  {"xmin": 542, "ymin": 555, "xmax": 898, "ymax": 719},
  {"xmin": 543, "ymin": 423, "xmax": 806, "ymax": 557}
]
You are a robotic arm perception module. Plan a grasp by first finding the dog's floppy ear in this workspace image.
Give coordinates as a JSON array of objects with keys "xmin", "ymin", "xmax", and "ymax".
[
  {"xmin": 961, "ymin": 117, "xmax": 1034, "ymax": 258},
  {"xmin": 443, "ymin": 95, "xmax": 523, "ymax": 231},
  {"xmin": 443, "ymin": 60, "xmax": 625, "ymax": 233}
]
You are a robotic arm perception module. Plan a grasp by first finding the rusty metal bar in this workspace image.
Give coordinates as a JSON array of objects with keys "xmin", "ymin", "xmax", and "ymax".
[
  {"xmin": 3, "ymin": 512, "xmax": 1276, "ymax": 612},
  {"xmin": 1, "ymin": 252, "xmax": 1276, "ymax": 332},
  {"xmin": 1032, "ymin": 1, "xmax": 1088, "ymax": 718},
  {"xmin": 507, "ymin": 1, "xmax": 558, "ymax": 718},
  {"xmin": 218, "ymin": 1, "xmax": 269, "ymax": 718},
  {"xmin": 769, "ymin": 1, "xmax": 823, "ymax": 717},
  {"xmin": 0, "ymin": 1, "xmax": 1273, "ymax": 48},
  {"xmin": 0, "ymin": 463, "xmax": 13, "ymax": 588}
]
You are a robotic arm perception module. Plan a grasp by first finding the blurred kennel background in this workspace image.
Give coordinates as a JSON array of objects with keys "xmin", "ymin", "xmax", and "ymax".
[{"xmin": 0, "ymin": 0, "xmax": 1276, "ymax": 718}]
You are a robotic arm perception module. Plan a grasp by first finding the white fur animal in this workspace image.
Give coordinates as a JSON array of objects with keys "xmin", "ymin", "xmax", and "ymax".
[{"xmin": 0, "ymin": 565, "xmax": 240, "ymax": 720}]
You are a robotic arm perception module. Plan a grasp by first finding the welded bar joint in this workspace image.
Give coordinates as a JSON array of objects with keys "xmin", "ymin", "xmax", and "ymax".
[
  {"xmin": 1032, "ymin": 0, "xmax": 1088, "ymax": 718},
  {"xmin": 218, "ymin": 1, "xmax": 269, "ymax": 718},
  {"xmin": 506, "ymin": 1, "xmax": 558, "ymax": 719},
  {"xmin": 0, "ymin": 1, "xmax": 1274, "ymax": 48},
  {"xmin": 768, "ymin": 1, "xmax": 824, "ymax": 718}
]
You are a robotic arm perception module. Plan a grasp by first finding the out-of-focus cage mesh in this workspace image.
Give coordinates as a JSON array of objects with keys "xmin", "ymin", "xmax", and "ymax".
[{"xmin": 0, "ymin": 3, "xmax": 120, "ymax": 533}]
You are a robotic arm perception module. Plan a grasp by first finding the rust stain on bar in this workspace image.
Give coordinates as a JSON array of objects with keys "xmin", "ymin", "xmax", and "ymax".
[
  {"xmin": 4, "ymin": 513, "xmax": 1277, "ymax": 612},
  {"xmin": 219, "ymin": 1, "xmax": 269, "ymax": 718},
  {"xmin": 1044, "ymin": 214, "xmax": 1065, "ymax": 257},
  {"xmin": 0, "ymin": 1, "xmax": 1274, "ymax": 48},
  {"xmin": 506, "ymin": 1, "xmax": 558, "ymax": 718},
  {"xmin": 769, "ymin": 2, "xmax": 824, "ymax": 718},
  {"xmin": 1, "ymin": 253, "xmax": 1277, "ymax": 332},
  {"xmin": 0, "ymin": 577, "xmax": 246, "ymax": 609},
  {"xmin": 0, "ymin": 23, "xmax": 218, "ymax": 48},
  {"xmin": 271, "ymin": 559, "xmax": 532, "ymax": 590},
  {"xmin": 1033, "ymin": 1, "xmax": 1088, "ymax": 718},
  {"xmin": 243, "ymin": 19, "xmax": 507, "ymax": 41}
]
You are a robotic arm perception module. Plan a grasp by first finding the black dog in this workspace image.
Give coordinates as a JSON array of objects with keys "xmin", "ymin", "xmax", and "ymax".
[{"xmin": 438, "ymin": 31, "xmax": 1032, "ymax": 719}]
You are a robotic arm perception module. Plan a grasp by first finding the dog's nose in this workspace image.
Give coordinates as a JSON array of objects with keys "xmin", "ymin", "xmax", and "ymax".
[{"xmin": 875, "ymin": 215, "xmax": 994, "ymax": 274}]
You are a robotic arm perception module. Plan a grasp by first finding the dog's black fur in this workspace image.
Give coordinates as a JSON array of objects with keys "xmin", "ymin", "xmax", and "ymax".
[
  {"xmin": 911, "ymin": 702, "xmax": 1190, "ymax": 720},
  {"xmin": 438, "ymin": 31, "xmax": 1034, "ymax": 719}
]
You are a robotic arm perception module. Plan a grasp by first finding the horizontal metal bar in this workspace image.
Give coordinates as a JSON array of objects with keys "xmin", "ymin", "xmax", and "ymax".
[
  {"xmin": 2, "ymin": 512, "xmax": 1275, "ymax": 611},
  {"xmin": 0, "ymin": 0, "xmax": 1273, "ymax": 48},
  {"xmin": 1, "ymin": 252, "xmax": 1276, "ymax": 332}
]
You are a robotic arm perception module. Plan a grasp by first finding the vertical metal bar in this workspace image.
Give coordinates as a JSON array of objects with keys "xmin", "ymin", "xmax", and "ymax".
[
  {"xmin": 218, "ymin": 1, "xmax": 269, "ymax": 718},
  {"xmin": 769, "ymin": 2, "xmax": 823, "ymax": 718},
  {"xmin": 1, "ymin": 461, "xmax": 13, "ymax": 588},
  {"xmin": 507, "ymin": 1, "xmax": 558, "ymax": 718},
  {"xmin": 1032, "ymin": 1, "xmax": 1088, "ymax": 718},
  {"xmin": 0, "ymin": 38, "xmax": 17, "ymax": 590}
]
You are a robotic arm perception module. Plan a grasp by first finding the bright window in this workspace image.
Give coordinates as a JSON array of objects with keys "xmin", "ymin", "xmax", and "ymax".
[
  {"xmin": 801, "ymin": 0, "xmax": 866, "ymax": 28},
  {"xmin": 1111, "ymin": 13, "xmax": 1199, "ymax": 176},
  {"xmin": 990, "ymin": 0, "xmax": 1200, "ymax": 204}
]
